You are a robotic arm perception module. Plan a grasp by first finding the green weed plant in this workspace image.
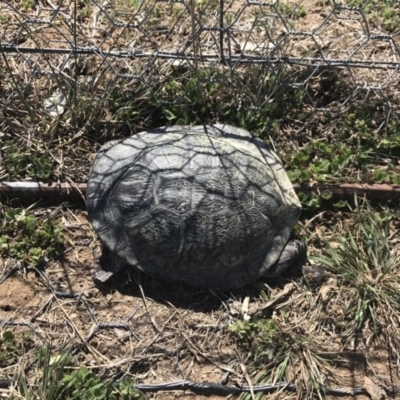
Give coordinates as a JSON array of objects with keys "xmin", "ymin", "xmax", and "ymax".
[
  {"xmin": 313, "ymin": 198, "xmax": 400, "ymax": 335},
  {"xmin": 0, "ymin": 209, "xmax": 64, "ymax": 268}
]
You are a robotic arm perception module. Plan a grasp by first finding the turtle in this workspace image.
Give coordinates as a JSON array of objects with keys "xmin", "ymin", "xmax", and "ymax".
[{"xmin": 86, "ymin": 124, "xmax": 306, "ymax": 290}]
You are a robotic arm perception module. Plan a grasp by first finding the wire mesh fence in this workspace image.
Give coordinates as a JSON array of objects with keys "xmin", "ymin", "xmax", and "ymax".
[{"xmin": 1, "ymin": 0, "xmax": 400, "ymax": 131}]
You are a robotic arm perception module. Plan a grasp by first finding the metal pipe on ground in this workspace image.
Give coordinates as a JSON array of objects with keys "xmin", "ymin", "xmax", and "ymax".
[{"xmin": 1, "ymin": 181, "xmax": 400, "ymax": 202}]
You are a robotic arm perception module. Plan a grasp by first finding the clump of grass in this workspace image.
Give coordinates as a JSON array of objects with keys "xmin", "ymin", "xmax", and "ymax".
[
  {"xmin": 62, "ymin": 367, "xmax": 146, "ymax": 400},
  {"xmin": 314, "ymin": 198, "xmax": 400, "ymax": 341},
  {"xmin": 278, "ymin": 2, "xmax": 307, "ymax": 19},
  {"xmin": 0, "ymin": 208, "xmax": 64, "ymax": 268},
  {"xmin": 344, "ymin": 0, "xmax": 400, "ymax": 32},
  {"xmin": 285, "ymin": 105, "xmax": 400, "ymax": 186},
  {"xmin": 0, "ymin": 12, "xmax": 8, "ymax": 23},
  {"xmin": 229, "ymin": 318, "xmax": 331, "ymax": 397},
  {"xmin": 78, "ymin": 0, "xmax": 91, "ymax": 20},
  {"xmin": 22, "ymin": 0, "xmax": 35, "ymax": 9},
  {"xmin": 286, "ymin": 141, "xmax": 357, "ymax": 184},
  {"xmin": 14, "ymin": 346, "xmax": 147, "ymax": 399},
  {"xmin": 0, "ymin": 331, "xmax": 33, "ymax": 370},
  {"xmin": 3, "ymin": 143, "xmax": 53, "ymax": 180},
  {"xmin": 141, "ymin": 67, "xmax": 304, "ymax": 138}
]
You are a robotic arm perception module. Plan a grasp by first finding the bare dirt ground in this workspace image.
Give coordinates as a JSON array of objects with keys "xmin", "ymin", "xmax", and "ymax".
[{"xmin": 1, "ymin": 207, "xmax": 400, "ymax": 399}]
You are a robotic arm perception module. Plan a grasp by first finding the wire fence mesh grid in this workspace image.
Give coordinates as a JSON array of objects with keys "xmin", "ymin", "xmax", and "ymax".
[
  {"xmin": 1, "ymin": 0, "xmax": 400, "ymax": 397},
  {"xmin": 1, "ymin": 0, "xmax": 400, "ymax": 123}
]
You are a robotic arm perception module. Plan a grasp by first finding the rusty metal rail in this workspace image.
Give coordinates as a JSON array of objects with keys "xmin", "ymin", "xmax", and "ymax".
[{"xmin": 2, "ymin": 181, "xmax": 400, "ymax": 202}]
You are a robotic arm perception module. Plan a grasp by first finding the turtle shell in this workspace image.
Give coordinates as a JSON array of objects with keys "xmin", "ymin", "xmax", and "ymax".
[{"xmin": 87, "ymin": 124, "xmax": 301, "ymax": 290}]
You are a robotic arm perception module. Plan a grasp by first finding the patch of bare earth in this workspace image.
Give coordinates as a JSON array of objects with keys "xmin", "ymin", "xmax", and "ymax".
[{"xmin": 0, "ymin": 208, "xmax": 399, "ymax": 399}]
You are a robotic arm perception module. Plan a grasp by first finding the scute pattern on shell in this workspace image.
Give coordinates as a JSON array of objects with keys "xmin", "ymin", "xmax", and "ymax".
[{"xmin": 87, "ymin": 125, "xmax": 301, "ymax": 290}]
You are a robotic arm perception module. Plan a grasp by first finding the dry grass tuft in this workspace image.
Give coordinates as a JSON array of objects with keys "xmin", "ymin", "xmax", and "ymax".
[{"xmin": 314, "ymin": 198, "xmax": 400, "ymax": 352}]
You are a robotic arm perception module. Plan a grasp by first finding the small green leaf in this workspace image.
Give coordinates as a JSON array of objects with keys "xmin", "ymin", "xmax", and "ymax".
[
  {"xmin": 3, "ymin": 331, "xmax": 14, "ymax": 341},
  {"xmin": 299, "ymin": 169, "xmax": 311, "ymax": 182},
  {"xmin": 391, "ymin": 174, "xmax": 400, "ymax": 184},
  {"xmin": 314, "ymin": 159, "xmax": 330, "ymax": 172},
  {"xmin": 320, "ymin": 190, "xmax": 332, "ymax": 200},
  {"xmin": 333, "ymin": 200, "xmax": 347, "ymax": 208},
  {"xmin": 163, "ymin": 109, "xmax": 176, "ymax": 121},
  {"xmin": 374, "ymin": 169, "xmax": 390, "ymax": 183}
]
